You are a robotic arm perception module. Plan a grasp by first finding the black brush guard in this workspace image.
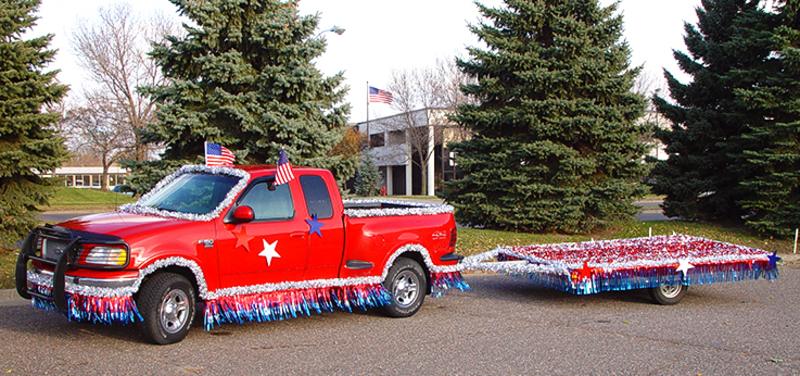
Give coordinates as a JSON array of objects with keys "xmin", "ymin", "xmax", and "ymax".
[{"xmin": 15, "ymin": 226, "xmax": 129, "ymax": 311}]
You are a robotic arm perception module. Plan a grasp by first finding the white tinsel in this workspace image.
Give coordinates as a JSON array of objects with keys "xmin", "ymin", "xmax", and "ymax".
[
  {"xmin": 343, "ymin": 199, "xmax": 454, "ymax": 218},
  {"xmin": 119, "ymin": 165, "xmax": 250, "ymax": 222}
]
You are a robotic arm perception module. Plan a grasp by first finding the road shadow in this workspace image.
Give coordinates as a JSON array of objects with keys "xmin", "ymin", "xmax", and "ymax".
[
  {"xmin": 463, "ymin": 274, "xmax": 657, "ymax": 306},
  {"xmin": 0, "ymin": 301, "xmax": 148, "ymax": 344}
]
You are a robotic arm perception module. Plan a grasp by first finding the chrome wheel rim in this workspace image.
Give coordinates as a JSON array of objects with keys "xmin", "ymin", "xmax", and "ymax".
[
  {"xmin": 159, "ymin": 289, "xmax": 190, "ymax": 334},
  {"xmin": 393, "ymin": 270, "xmax": 419, "ymax": 308},
  {"xmin": 659, "ymin": 285, "xmax": 683, "ymax": 299}
]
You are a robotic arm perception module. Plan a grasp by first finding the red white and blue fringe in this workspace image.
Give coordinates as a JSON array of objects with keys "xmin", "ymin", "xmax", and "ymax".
[
  {"xmin": 431, "ymin": 271, "xmax": 470, "ymax": 296},
  {"xmin": 462, "ymin": 235, "xmax": 779, "ymax": 295},
  {"xmin": 24, "ymin": 245, "xmax": 470, "ymax": 329},
  {"xmin": 29, "ymin": 283, "xmax": 142, "ymax": 325},
  {"xmin": 203, "ymin": 284, "xmax": 391, "ymax": 330},
  {"xmin": 28, "ymin": 273, "xmax": 470, "ymax": 330}
]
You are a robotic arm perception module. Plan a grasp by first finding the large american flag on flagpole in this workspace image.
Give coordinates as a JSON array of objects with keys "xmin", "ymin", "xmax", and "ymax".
[
  {"xmin": 275, "ymin": 148, "xmax": 295, "ymax": 185},
  {"xmin": 369, "ymin": 86, "xmax": 393, "ymax": 104},
  {"xmin": 205, "ymin": 142, "xmax": 235, "ymax": 166}
]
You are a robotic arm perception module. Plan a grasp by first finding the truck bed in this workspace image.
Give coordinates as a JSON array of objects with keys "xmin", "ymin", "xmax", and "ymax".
[{"xmin": 343, "ymin": 199, "xmax": 453, "ymax": 218}]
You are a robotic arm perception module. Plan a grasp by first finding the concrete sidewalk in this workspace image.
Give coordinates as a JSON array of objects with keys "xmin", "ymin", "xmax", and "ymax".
[{"xmin": 0, "ymin": 289, "xmax": 24, "ymax": 303}]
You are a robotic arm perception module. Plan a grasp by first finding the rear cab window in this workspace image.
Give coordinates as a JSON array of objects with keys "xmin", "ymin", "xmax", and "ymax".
[{"xmin": 300, "ymin": 175, "xmax": 333, "ymax": 219}]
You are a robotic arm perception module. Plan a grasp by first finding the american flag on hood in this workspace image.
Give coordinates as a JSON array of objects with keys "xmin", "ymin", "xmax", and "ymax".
[
  {"xmin": 205, "ymin": 142, "xmax": 235, "ymax": 166},
  {"xmin": 275, "ymin": 148, "xmax": 295, "ymax": 185}
]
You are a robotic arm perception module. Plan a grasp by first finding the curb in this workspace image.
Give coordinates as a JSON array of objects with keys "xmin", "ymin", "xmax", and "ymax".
[{"xmin": 0, "ymin": 289, "xmax": 24, "ymax": 303}]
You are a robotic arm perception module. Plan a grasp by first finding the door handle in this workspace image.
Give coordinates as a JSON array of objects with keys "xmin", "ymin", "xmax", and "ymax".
[{"xmin": 290, "ymin": 232, "xmax": 306, "ymax": 239}]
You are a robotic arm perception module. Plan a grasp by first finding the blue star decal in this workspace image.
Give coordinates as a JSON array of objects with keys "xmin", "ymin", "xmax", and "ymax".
[
  {"xmin": 767, "ymin": 251, "xmax": 781, "ymax": 268},
  {"xmin": 306, "ymin": 213, "xmax": 324, "ymax": 237}
]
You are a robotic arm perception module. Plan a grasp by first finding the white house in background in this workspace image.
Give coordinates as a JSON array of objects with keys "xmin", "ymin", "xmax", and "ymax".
[
  {"xmin": 356, "ymin": 108, "xmax": 464, "ymax": 196},
  {"xmin": 38, "ymin": 165, "xmax": 129, "ymax": 188}
]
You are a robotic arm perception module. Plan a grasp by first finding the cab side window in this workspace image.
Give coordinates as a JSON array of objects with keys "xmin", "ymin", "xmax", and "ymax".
[
  {"xmin": 300, "ymin": 175, "xmax": 333, "ymax": 219},
  {"xmin": 239, "ymin": 181, "xmax": 294, "ymax": 221}
]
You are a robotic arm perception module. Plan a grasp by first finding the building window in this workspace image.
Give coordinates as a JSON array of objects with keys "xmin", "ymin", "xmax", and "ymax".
[
  {"xmin": 388, "ymin": 130, "xmax": 404, "ymax": 146},
  {"xmin": 370, "ymin": 133, "xmax": 385, "ymax": 148}
]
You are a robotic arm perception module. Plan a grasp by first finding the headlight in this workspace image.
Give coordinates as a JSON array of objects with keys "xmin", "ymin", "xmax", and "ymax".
[{"xmin": 79, "ymin": 246, "xmax": 128, "ymax": 266}]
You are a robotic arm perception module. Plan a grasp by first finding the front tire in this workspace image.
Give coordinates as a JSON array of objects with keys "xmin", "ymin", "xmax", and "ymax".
[
  {"xmin": 649, "ymin": 284, "xmax": 687, "ymax": 305},
  {"xmin": 136, "ymin": 273, "xmax": 195, "ymax": 345},
  {"xmin": 382, "ymin": 257, "xmax": 426, "ymax": 317}
]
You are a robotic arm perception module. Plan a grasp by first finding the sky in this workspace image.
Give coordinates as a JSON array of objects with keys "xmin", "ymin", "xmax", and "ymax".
[{"xmin": 30, "ymin": 0, "xmax": 701, "ymax": 124}]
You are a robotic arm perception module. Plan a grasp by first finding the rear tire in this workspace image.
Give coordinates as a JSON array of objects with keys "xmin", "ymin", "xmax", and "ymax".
[
  {"xmin": 381, "ymin": 257, "xmax": 426, "ymax": 317},
  {"xmin": 136, "ymin": 273, "xmax": 195, "ymax": 345},
  {"xmin": 649, "ymin": 284, "xmax": 687, "ymax": 305}
]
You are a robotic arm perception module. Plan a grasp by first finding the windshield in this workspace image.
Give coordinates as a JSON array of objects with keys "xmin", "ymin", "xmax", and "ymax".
[{"xmin": 138, "ymin": 173, "xmax": 240, "ymax": 215}]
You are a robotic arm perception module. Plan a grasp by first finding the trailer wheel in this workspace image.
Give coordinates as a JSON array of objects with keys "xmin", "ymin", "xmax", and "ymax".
[
  {"xmin": 136, "ymin": 273, "xmax": 195, "ymax": 345},
  {"xmin": 382, "ymin": 257, "xmax": 426, "ymax": 317},
  {"xmin": 649, "ymin": 284, "xmax": 687, "ymax": 305}
]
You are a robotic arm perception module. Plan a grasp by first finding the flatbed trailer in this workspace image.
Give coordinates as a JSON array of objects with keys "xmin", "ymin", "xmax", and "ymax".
[{"xmin": 457, "ymin": 235, "xmax": 780, "ymax": 304}]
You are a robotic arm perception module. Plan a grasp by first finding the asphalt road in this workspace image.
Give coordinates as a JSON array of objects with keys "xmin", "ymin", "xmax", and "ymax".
[{"xmin": 1, "ymin": 265, "xmax": 798, "ymax": 375}]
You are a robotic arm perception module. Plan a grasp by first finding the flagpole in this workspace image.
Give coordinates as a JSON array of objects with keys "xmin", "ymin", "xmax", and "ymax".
[{"xmin": 366, "ymin": 81, "xmax": 370, "ymax": 148}]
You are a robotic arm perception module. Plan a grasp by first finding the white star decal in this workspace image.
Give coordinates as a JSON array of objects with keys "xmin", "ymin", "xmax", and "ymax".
[
  {"xmin": 676, "ymin": 259, "xmax": 695, "ymax": 276},
  {"xmin": 259, "ymin": 239, "xmax": 281, "ymax": 266}
]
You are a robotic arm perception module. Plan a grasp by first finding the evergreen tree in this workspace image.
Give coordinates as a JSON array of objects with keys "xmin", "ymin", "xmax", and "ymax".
[
  {"xmin": 0, "ymin": 0, "xmax": 69, "ymax": 246},
  {"xmin": 141, "ymin": 0, "xmax": 355, "ymax": 183},
  {"xmin": 354, "ymin": 151, "xmax": 381, "ymax": 197},
  {"xmin": 651, "ymin": 0, "xmax": 777, "ymax": 221},
  {"xmin": 737, "ymin": 0, "xmax": 800, "ymax": 236},
  {"xmin": 442, "ymin": 0, "xmax": 648, "ymax": 233}
]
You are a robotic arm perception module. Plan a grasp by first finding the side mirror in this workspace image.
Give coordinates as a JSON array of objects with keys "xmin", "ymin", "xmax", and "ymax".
[{"xmin": 231, "ymin": 205, "xmax": 254, "ymax": 223}]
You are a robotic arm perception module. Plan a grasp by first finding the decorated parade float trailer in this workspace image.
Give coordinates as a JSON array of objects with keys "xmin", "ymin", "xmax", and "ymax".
[
  {"xmin": 15, "ymin": 164, "xmax": 780, "ymax": 345},
  {"xmin": 459, "ymin": 234, "xmax": 780, "ymax": 305}
]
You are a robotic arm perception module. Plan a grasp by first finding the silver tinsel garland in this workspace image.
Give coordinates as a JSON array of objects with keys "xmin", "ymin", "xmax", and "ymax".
[
  {"xmin": 119, "ymin": 165, "xmax": 250, "ymax": 222},
  {"xmin": 343, "ymin": 199, "xmax": 454, "ymax": 218}
]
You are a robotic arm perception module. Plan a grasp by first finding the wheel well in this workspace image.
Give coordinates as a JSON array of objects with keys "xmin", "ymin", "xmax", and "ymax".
[
  {"xmin": 398, "ymin": 252, "xmax": 432, "ymax": 295},
  {"xmin": 138, "ymin": 266, "xmax": 201, "ymax": 301}
]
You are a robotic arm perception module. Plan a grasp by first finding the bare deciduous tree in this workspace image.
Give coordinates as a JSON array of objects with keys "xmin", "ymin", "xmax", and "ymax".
[
  {"xmin": 633, "ymin": 69, "xmax": 670, "ymax": 159},
  {"xmin": 633, "ymin": 69, "xmax": 668, "ymax": 111},
  {"xmin": 65, "ymin": 95, "xmax": 133, "ymax": 190},
  {"xmin": 70, "ymin": 3, "xmax": 178, "ymax": 162},
  {"xmin": 381, "ymin": 56, "xmax": 475, "ymax": 195}
]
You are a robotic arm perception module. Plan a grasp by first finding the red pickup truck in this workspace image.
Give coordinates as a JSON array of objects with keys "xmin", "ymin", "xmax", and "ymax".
[{"xmin": 16, "ymin": 165, "xmax": 467, "ymax": 344}]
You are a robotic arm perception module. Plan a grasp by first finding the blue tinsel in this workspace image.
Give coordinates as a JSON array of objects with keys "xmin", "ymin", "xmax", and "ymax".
[
  {"xmin": 30, "ymin": 284, "xmax": 142, "ymax": 325},
  {"xmin": 204, "ymin": 284, "xmax": 393, "ymax": 330},
  {"xmin": 431, "ymin": 271, "xmax": 471, "ymax": 297}
]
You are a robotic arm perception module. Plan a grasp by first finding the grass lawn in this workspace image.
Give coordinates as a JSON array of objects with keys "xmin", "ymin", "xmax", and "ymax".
[
  {"xmin": 42, "ymin": 187, "xmax": 136, "ymax": 212},
  {"xmin": 0, "ymin": 247, "xmax": 16, "ymax": 290}
]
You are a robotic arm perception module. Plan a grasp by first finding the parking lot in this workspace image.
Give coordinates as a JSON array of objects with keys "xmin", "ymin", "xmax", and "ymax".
[{"xmin": 1, "ymin": 264, "xmax": 797, "ymax": 375}]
